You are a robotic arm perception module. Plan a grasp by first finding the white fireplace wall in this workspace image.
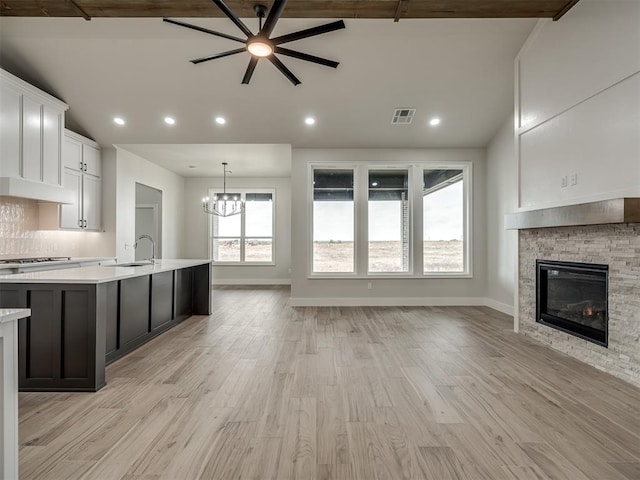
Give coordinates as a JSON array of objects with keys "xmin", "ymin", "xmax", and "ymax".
[
  {"xmin": 511, "ymin": 0, "xmax": 640, "ymax": 386},
  {"xmin": 515, "ymin": 0, "xmax": 640, "ymax": 210},
  {"xmin": 486, "ymin": 116, "xmax": 517, "ymax": 314}
]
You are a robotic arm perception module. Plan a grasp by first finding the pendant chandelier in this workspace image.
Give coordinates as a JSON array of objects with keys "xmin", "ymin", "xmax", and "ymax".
[{"xmin": 202, "ymin": 162, "xmax": 245, "ymax": 217}]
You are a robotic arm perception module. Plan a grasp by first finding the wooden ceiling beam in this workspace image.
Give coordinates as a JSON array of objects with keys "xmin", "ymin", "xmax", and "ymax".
[{"xmin": 0, "ymin": 0, "xmax": 582, "ymax": 19}]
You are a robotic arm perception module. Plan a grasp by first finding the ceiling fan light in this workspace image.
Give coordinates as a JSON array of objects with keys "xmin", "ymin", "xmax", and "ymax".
[{"xmin": 247, "ymin": 39, "xmax": 273, "ymax": 57}]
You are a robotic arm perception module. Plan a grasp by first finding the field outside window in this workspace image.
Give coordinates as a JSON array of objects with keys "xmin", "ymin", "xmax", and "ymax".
[
  {"xmin": 312, "ymin": 169, "xmax": 354, "ymax": 273},
  {"xmin": 210, "ymin": 191, "xmax": 274, "ymax": 263},
  {"xmin": 310, "ymin": 163, "xmax": 470, "ymax": 277}
]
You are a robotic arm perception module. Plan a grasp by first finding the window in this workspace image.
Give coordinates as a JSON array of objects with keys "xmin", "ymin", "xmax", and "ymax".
[
  {"xmin": 368, "ymin": 169, "xmax": 410, "ymax": 273},
  {"xmin": 210, "ymin": 190, "xmax": 274, "ymax": 263},
  {"xmin": 423, "ymin": 169, "xmax": 465, "ymax": 273},
  {"xmin": 312, "ymin": 169, "xmax": 354, "ymax": 273},
  {"xmin": 310, "ymin": 163, "xmax": 471, "ymax": 277}
]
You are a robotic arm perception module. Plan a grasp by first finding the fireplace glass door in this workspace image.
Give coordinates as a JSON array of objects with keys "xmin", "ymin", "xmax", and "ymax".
[{"xmin": 536, "ymin": 260, "xmax": 608, "ymax": 347}]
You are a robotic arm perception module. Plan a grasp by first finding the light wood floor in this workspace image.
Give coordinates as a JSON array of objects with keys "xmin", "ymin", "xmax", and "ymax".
[{"xmin": 19, "ymin": 287, "xmax": 640, "ymax": 480}]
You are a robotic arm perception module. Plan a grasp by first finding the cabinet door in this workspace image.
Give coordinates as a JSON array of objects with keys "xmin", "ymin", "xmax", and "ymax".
[
  {"xmin": 60, "ymin": 168, "xmax": 83, "ymax": 229},
  {"xmin": 175, "ymin": 268, "xmax": 193, "ymax": 320},
  {"xmin": 22, "ymin": 97, "xmax": 42, "ymax": 181},
  {"xmin": 82, "ymin": 145, "xmax": 100, "ymax": 176},
  {"xmin": 0, "ymin": 84, "xmax": 20, "ymax": 178},
  {"xmin": 151, "ymin": 271, "xmax": 174, "ymax": 330},
  {"xmin": 120, "ymin": 276, "xmax": 151, "ymax": 347},
  {"xmin": 42, "ymin": 106, "xmax": 62, "ymax": 186},
  {"xmin": 83, "ymin": 174, "xmax": 101, "ymax": 230},
  {"xmin": 62, "ymin": 135, "xmax": 83, "ymax": 171}
]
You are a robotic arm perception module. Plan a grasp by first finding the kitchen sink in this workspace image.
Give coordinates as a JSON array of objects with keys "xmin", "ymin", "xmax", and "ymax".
[{"xmin": 112, "ymin": 261, "xmax": 154, "ymax": 267}]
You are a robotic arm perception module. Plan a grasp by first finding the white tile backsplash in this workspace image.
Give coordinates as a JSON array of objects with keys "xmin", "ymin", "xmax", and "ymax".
[{"xmin": 0, "ymin": 196, "xmax": 84, "ymax": 258}]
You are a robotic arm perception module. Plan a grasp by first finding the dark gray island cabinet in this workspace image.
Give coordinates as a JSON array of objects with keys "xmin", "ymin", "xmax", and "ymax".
[{"xmin": 0, "ymin": 260, "xmax": 211, "ymax": 392}]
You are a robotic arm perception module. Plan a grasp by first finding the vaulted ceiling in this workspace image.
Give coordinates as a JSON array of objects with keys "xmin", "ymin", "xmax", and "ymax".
[
  {"xmin": 1, "ymin": 0, "xmax": 580, "ymax": 175},
  {"xmin": 1, "ymin": 0, "xmax": 579, "ymax": 20}
]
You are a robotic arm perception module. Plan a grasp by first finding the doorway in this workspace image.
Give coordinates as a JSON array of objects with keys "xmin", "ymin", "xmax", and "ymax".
[{"xmin": 135, "ymin": 183, "xmax": 162, "ymax": 261}]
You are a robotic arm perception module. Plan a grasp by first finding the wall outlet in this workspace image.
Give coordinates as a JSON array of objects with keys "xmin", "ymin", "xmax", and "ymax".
[
  {"xmin": 561, "ymin": 176, "xmax": 568, "ymax": 188},
  {"xmin": 570, "ymin": 173, "xmax": 578, "ymax": 186},
  {"xmin": 367, "ymin": 282, "xmax": 372, "ymax": 290}
]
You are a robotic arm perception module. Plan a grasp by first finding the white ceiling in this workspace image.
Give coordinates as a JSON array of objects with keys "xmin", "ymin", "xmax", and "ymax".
[
  {"xmin": 117, "ymin": 143, "xmax": 291, "ymax": 177},
  {"xmin": 0, "ymin": 16, "xmax": 535, "ymax": 176}
]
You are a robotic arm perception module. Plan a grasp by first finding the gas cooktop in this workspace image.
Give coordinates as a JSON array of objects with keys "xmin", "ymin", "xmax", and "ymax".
[{"xmin": 0, "ymin": 257, "xmax": 71, "ymax": 265}]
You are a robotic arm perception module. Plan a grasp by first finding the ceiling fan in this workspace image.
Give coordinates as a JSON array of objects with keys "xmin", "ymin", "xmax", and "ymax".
[{"xmin": 164, "ymin": 0, "xmax": 345, "ymax": 86}]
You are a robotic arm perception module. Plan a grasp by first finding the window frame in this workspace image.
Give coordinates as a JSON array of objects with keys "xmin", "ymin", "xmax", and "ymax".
[
  {"xmin": 309, "ymin": 165, "xmax": 357, "ymax": 276},
  {"xmin": 422, "ymin": 164, "xmax": 472, "ymax": 278},
  {"xmin": 367, "ymin": 165, "xmax": 414, "ymax": 276},
  {"xmin": 208, "ymin": 187, "xmax": 276, "ymax": 266},
  {"xmin": 308, "ymin": 161, "xmax": 472, "ymax": 279}
]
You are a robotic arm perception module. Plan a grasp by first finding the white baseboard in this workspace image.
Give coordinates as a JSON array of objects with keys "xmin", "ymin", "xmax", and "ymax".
[
  {"xmin": 483, "ymin": 298, "xmax": 515, "ymax": 316},
  {"xmin": 289, "ymin": 297, "xmax": 487, "ymax": 307},
  {"xmin": 289, "ymin": 296, "xmax": 515, "ymax": 315},
  {"xmin": 211, "ymin": 278, "xmax": 291, "ymax": 286}
]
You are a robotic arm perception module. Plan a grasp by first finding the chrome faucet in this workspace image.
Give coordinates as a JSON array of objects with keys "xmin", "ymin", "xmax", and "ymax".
[{"xmin": 134, "ymin": 234, "xmax": 156, "ymax": 264}]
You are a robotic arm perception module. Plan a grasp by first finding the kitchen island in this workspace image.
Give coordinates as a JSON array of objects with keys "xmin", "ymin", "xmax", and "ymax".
[
  {"xmin": 0, "ymin": 256, "xmax": 116, "ymax": 275},
  {"xmin": 1, "ymin": 308, "xmax": 30, "ymax": 479},
  {"xmin": 0, "ymin": 260, "xmax": 211, "ymax": 392}
]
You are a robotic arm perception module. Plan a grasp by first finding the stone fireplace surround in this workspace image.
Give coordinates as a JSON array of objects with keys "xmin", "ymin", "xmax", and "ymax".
[{"xmin": 518, "ymin": 223, "xmax": 640, "ymax": 387}]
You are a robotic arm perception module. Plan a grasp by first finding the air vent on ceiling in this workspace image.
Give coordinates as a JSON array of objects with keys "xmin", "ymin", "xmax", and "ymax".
[{"xmin": 391, "ymin": 108, "xmax": 416, "ymax": 124}]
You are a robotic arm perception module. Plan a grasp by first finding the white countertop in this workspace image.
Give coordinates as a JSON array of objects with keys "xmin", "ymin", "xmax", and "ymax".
[
  {"xmin": 0, "ymin": 309, "xmax": 31, "ymax": 324},
  {"xmin": 0, "ymin": 259, "xmax": 211, "ymax": 284},
  {"xmin": 0, "ymin": 256, "xmax": 115, "ymax": 269}
]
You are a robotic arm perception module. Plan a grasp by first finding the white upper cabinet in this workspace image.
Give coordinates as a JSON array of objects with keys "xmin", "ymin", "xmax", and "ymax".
[
  {"xmin": 82, "ymin": 174, "xmax": 101, "ymax": 231},
  {"xmin": 60, "ymin": 168, "xmax": 83, "ymax": 229},
  {"xmin": 60, "ymin": 130, "xmax": 101, "ymax": 231},
  {"xmin": 82, "ymin": 144, "xmax": 101, "ymax": 177},
  {"xmin": 21, "ymin": 96, "xmax": 42, "ymax": 182},
  {"xmin": 0, "ymin": 68, "xmax": 70, "ymax": 203},
  {"xmin": 42, "ymin": 105, "xmax": 62, "ymax": 186},
  {"xmin": 0, "ymin": 81, "xmax": 21, "ymax": 179}
]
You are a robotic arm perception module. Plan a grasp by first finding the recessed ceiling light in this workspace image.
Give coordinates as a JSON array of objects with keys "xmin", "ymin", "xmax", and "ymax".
[
  {"xmin": 215, "ymin": 116, "xmax": 226, "ymax": 125},
  {"xmin": 429, "ymin": 117, "xmax": 441, "ymax": 126},
  {"xmin": 164, "ymin": 116, "xmax": 176, "ymax": 125},
  {"xmin": 305, "ymin": 117, "xmax": 316, "ymax": 126},
  {"xmin": 113, "ymin": 117, "xmax": 125, "ymax": 126}
]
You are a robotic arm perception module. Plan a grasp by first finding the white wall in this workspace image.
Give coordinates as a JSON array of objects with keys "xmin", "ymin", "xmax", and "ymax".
[
  {"xmin": 485, "ymin": 116, "xmax": 517, "ymax": 314},
  {"xmin": 516, "ymin": 0, "xmax": 640, "ymax": 209},
  {"xmin": 183, "ymin": 176, "xmax": 291, "ymax": 284},
  {"xmin": 290, "ymin": 148, "xmax": 487, "ymax": 305},
  {"xmin": 114, "ymin": 147, "xmax": 185, "ymax": 262}
]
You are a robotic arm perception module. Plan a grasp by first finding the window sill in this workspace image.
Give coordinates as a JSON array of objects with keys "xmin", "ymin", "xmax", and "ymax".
[{"xmin": 307, "ymin": 273, "xmax": 473, "ymax": 280}]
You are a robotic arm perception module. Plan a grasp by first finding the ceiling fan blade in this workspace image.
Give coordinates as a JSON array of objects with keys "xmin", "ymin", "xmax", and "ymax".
[
  {"xmin": 242, "ymin": 57, "xmax": 259, "ymax": 84},
  {"xmin": 274, "ymin": 47, "xmax": 339, "ymax": 68},
  {"xmin": 190, "ymin": 48, "xmax": 246, "ymax": 64},
  {"xmin": 268, "ymin": 55, "xmax": 301, "ymax": 86},
  {"xmin": 163, "ymin": 18, "xmax": 246, "ymax": 43},
  {"xmin": 261, "ymin": 0, "xmax": 287, "ymax": 37},
  {"xmin": 272, "ymin": 20, "xmax": 345, "ymax": 45},
  {"xmin": 211, "ymin": 0, "xmax": 254, "ymax": 38}
]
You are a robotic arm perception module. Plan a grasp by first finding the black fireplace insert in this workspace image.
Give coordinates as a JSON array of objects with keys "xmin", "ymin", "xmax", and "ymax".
[{"xmin": 536, "ymin": 260, "xmax": 608, "ymax": 347}]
